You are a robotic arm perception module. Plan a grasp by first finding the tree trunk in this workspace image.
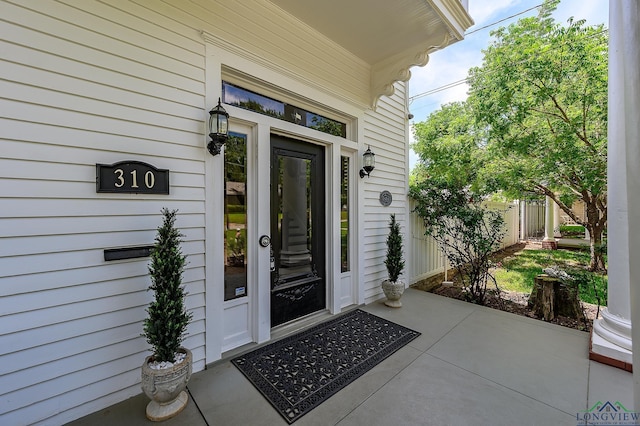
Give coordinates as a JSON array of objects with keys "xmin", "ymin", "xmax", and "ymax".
[
  {"xmin": 528, "ymin": 274, "xmax": 582, "ymax": 321},
  {"xmin": 588, "ymin": 229, "xmax": 606, "ymax": 272},
  {"xmin": 585, "ymin": 208, "xmax": 606, "ymax": 272},
  {"xmin": 547, "ymin": 191, "xmax": 606, "ymax": 272}
]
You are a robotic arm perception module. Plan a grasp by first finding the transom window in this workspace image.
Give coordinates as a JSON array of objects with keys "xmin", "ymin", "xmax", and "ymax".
[{"xmin": 222, "ymin": 81, "xmax": 346, "ymax": 138}]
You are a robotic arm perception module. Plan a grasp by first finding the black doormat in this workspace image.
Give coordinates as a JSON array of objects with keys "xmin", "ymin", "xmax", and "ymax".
[{"xmin": 231, "ymin": 309, "xmax": 420, "ymax": 423}]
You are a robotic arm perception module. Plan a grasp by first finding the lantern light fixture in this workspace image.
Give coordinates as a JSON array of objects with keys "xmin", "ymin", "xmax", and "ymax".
[
  {"xmin": 359, "ymin": 145, "xmax": 375, "ymax": 178},
  {"xmin": 207, "ymin": 98, "xmax": 229, "ymax": 156}
]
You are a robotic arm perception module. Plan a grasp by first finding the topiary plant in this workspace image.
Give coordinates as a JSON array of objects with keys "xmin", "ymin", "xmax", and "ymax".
[
  {"xmin": 143, "ymin": 208, "xmax": 192, "ymax": 363},
  {"xmin": 384, "ymin": 213, "xmax": 405, "ymax": 283}
]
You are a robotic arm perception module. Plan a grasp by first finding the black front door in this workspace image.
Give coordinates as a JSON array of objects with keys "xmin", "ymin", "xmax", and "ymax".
[{"xmin": 270, "ymin": 135, "xmax": 325, "ymax": 327}]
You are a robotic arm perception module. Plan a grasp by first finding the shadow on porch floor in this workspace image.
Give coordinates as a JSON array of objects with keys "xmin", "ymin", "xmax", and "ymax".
[{"xmin": 67, "ymin": 289, "xmax": 633, "ymax": 426}]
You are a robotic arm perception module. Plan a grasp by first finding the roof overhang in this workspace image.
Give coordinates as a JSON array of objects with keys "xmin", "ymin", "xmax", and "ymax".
[{"xmin": 269, "ymin": 0, "xmax": 474, "ymax": 107}]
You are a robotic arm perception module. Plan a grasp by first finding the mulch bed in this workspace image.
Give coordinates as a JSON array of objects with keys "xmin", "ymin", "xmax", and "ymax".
[{"xmin": 411, "ymin": 243, "xmax": 597, "ymax": 333}]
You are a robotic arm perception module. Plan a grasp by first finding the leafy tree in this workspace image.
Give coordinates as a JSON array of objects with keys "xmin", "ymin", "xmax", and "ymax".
[
  {"xmin": 409, "ymin": 180, "xmax": 506, "ymax": 305},
  {"xmin": 309, "ymin": 115, "xmax": 345, "ymax": 137},
  {"xmin": 412, "ymin": 102, "xmax": 486, "ymax": 191},
  {"xmin": 467, "ymin": 0, "xmax": 608, "ymax": 271},
  {"xmin": 225, "ymin": 133, "xmax": 247, "ymax": 183}
]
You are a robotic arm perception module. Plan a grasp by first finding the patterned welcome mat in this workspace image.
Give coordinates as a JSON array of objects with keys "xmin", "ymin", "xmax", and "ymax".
[{"xmin": 231, "ymin": 309, "xmax": 420, "ymax": 423}]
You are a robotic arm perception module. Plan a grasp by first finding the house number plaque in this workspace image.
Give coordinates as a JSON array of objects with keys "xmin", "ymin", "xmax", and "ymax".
[{"xmin": 96, "ymin": 161, "xmax": 169, "ymax": 194}]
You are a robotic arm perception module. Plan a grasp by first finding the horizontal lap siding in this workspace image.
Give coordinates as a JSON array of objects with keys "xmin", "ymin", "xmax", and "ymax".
[
  {"xmin": 362, "ymin": 83, "xmax": 409, "ymax": 303},
  {"xmin": 1, "ymin": 0, "xmax": 377, "ymax": 424},
  {"xmin": 0, "ymin": 1, "xmax": 207, "ymax": 425}
]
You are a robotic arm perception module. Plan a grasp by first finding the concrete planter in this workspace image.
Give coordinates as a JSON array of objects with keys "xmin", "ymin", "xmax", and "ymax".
[
  {"xmin": 141, "ymin": 347, "xmax": 192, "ymax": 422},
  {"xmin": 382, "ymin": 279, "xmax": 405, "ymax": 308}
]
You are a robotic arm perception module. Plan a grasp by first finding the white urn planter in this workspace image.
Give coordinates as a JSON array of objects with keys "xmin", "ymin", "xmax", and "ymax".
[
  {"xmin": 382, "ymin": 279, "xmax": 405, "ymax": 308},
  {"xmin": 141, "ymin": 348, "xmax": 192, "ymax": 422}
]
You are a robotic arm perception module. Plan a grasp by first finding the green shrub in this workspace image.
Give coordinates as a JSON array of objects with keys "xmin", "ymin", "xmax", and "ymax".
[
  {"xmin": 410, "ymin": 180, "xmax": 505, "ymax": 305},
  {"xmin": 143, "ymin": 208, "xmax": 193, "ymax": 363},
  {"xmin": 559, "ymin": 225, "xmax": 585, "ymax": 239},
  {"xmin": 384, "ymin": 214, "xmax": 405, "ymax": 283}
]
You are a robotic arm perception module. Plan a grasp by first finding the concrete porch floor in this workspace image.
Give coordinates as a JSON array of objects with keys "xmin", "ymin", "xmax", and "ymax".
[{"xmin": 67, "ymin": 289, "xmax": 633, "ymax": 426}]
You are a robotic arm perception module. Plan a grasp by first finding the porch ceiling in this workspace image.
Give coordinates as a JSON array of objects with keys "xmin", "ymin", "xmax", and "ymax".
[{"xmin": 269, "ymin": 0, "xmax": 474, "ymax": 106}]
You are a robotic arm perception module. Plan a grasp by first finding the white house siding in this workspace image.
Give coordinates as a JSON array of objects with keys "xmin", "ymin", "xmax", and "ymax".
[
  {"xmin": 0, "ymin": 1, "xmax": 209, "ymax": 424},
  {"xmin": 362, "ymin": 83, "xmax": 410, "ymax": 304},
  {"xmin": 0, "ymin": 1, "xmax": 416, "ymax": 424}
]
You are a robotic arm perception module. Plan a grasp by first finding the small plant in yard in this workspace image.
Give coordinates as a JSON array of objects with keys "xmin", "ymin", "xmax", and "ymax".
[
  {"xmin": 410, "ymin": 180, "xmax": 506, "ymax": 305},
  {"xmin": 143, "ymin": 208, "xmax": 193, "ymax": 363},
  {"xmin": 569, "ymin": 268, "xmax": 605, "ymax": 317}
]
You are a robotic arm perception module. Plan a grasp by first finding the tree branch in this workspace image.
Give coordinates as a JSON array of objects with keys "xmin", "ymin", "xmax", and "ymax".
[{"xmin": 534, "ymin": 183, "xmax": 584, "ymax": 225}]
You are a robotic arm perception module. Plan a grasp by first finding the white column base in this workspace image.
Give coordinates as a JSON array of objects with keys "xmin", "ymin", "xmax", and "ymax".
[{"xmin": 591, "ymin": 308, "xmax": 633, "ymax": 366}]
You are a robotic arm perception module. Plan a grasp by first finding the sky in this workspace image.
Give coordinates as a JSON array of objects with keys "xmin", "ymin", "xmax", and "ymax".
[{"xmin": 408, "ymin": 0, "xmax": 609, "ymax": 168}]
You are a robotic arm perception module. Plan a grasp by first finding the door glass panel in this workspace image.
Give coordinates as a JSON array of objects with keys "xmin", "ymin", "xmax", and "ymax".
[
  {"xmin": 270, "ymin": 137, "xmax": 325, "ymax": 327},
  {"xmin": 275, "ymin": 156, "xmax": 313, "ymax": 284},
  {"xmin": 340, "ymin": 156, "xmax": 350, "ymax": 272},
  {"xmin": 224, "ymin": 132, "xmax": 247, "ymax": 301}
]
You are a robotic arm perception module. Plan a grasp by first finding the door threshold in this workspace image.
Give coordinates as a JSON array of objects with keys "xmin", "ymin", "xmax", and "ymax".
[
  {"xmin": 215, "ymin": 307, "xmax": 365, "ymax": 367},
  {"xmin": 217, "ymin": 310, "xmax": 332, "ymax": 365},
  {"xmin": 270, "ymin": 309, "xmax": 332, "ymax": 341}
]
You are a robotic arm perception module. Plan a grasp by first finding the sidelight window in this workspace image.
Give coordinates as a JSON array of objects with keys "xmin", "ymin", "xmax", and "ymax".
[{"xmin": 224, "ymin": 132, "xmax": 248, "ymax": 301}]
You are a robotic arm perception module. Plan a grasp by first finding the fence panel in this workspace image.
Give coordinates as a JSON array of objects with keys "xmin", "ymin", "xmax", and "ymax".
[
  {"xmin": 523, "ymin": 200, "xmax": 545, "ymax": 239},
  {"xmin": 409, "ymin": 205, "xmax": 445, "ymax": 284},
  {"xmin": 409, "ymin": 199, "xmax": 521, "ymax": 284}
]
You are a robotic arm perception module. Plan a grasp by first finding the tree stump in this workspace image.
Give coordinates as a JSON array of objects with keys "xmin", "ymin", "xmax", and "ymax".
[{"xmin": 528, "ymin": 274, "xmax": 581, "ymax": 321}]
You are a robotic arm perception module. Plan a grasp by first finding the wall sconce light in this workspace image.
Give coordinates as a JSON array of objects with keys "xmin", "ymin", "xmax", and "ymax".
[
  {"xmin": 207, "ymin": 98, "xmax": 229, "ymax": 156},
  {"xmin": 359, "ymin": 145, "xmax": 375, "ymax": 178}
]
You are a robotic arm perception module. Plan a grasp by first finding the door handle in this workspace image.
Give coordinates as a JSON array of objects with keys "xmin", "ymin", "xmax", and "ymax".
[{"xmin": 259, "ymin": 235, "xmax": 271, "ymax": 247}]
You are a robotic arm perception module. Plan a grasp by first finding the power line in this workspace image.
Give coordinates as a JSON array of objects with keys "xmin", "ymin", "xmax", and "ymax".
[
  {"xmin": 409, "ymin": 4, "xmax": 545, "ymax": 103},
  {"xmin": 465, "ymin": 3, "xmax": 543, "ymax": 36},
  {"xmin": 409, "ymin": 27, "xmax": 608, "ymax": 103},
  {"xmin": 409, "ymin": 79, "xmax": 468, "ymax": 103}
]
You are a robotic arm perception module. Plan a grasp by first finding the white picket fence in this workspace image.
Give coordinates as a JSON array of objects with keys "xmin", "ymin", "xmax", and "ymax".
[{"xmin": 409, "ymin": 199, "xmax": 523, "ymax": 284}]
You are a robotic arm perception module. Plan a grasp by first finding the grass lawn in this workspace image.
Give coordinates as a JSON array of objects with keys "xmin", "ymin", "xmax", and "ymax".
[{"xmin": 493, "ymin": 247, "xmax": 607, "ymax": 306}]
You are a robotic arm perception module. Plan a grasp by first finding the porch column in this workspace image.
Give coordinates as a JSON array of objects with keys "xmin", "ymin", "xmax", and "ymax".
[
  {"xmin": 553, "ymin": 201, "xmax": 562, "ymax": 238},
  {"xmin": 591, "ymin": 1, "xmax": 636, "ymax": 380},
  {"xmin": 542, "ymin": 196, "xmax": 557, "ymax": 249},
  {"xmin": 280, "ymin": 157, "xmax": 310, "ymax": 266}
]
